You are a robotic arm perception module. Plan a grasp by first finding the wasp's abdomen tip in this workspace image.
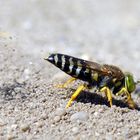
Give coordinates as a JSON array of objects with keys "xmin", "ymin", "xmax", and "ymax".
[
  {"xmin": 44, "ymin": 53, "xmax": 56, "ymax": 64},
  {"xmin": 47, "ymin": 56, "xmax": 54, "ymax": 61}
]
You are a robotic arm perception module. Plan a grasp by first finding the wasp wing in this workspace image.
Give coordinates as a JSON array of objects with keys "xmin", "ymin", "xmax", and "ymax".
[{"xmin": 80, "ymin": 60, "xmax": 124, "ymax": 80}]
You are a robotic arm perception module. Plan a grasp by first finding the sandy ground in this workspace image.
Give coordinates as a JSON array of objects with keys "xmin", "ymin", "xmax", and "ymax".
[{"xmin": 1, "ymin": 0, "xmax": 140, "ymax": 140}]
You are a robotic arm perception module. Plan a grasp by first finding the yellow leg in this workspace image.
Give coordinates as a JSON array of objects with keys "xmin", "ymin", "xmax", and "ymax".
[
  {"xmin": 100, "ymin": 87, "xmax": 113, "ymax": 107},
  {"xmin": 66, "ymin": 84, "xmax": 87, "ymax": 108},
  {"xmin": 116, "ymin": 87, "xmax": 128, "ymax": 96},
  {"xmin": 116, "ymin": 87, "xmax": 136, "ymax": 109},
  {"xmin": 56, "ymin": 77, "xmax": 76, "ymax": 88}
]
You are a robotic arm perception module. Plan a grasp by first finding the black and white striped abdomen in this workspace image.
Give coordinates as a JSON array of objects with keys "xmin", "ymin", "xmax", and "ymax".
[{"xmin": 45, "ymin": 53, "xmax": 92, "ymax": 82}]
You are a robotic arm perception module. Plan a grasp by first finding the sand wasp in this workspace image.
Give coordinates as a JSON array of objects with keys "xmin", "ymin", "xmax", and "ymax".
[{"xmin": 45, "ymin": 53, "xmax": 139, "ymax": 109}]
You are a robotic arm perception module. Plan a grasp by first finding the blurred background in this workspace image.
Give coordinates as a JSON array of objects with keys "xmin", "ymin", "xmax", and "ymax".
[{"xmin": 0, "ymin": 0, "xmax": 140, "ymax": 76}]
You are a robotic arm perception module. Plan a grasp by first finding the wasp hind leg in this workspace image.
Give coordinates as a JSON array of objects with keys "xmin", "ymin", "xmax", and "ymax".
[
  {"xmin": 116, "ymin": 87, "xmax": 137, "ymax": 109},
  {"xmin": 56, "ymin": 77, "xmax": 76, "ymax": 88},
  {"xmin": 100, "ymin": 87, "xmax": 113, "ymax": 107},
  {"xmin": 66, "ymin": 84, "xmax": 88, "ymax": 108}
]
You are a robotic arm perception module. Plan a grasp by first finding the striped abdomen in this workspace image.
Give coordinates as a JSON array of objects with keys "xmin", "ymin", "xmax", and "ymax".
[
  {"xmin": 45, "ymin": 53, "xmax": 125, "ymax": 93},
  {"xmin": 45, "ymin": 53, "xmax": 92, "ymax": 82}
]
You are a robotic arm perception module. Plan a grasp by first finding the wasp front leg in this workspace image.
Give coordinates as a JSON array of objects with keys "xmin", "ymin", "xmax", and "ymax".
[{"xmin": 116, "ymin": 87, "xmax": 137, "ymax": 109}]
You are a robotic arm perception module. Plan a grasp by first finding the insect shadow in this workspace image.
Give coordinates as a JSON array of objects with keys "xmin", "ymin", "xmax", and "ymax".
[
  {"xmin": 69, "ymin": 88, "xmax": 140, "ymax": 111},
  {"xmin": 0, "ymin": 81, "xmax": 28, "ymax": 101}
]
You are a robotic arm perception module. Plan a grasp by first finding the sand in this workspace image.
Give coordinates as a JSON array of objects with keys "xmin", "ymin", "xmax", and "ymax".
[{"xmin": 0, "ymin": 0, "xmax": 140, "ymax": 140}]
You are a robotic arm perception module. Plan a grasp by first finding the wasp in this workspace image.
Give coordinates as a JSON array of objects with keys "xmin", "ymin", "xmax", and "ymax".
[{"xmin": 45, "ymin": 53, "xmax": 139, "ymax": 109}]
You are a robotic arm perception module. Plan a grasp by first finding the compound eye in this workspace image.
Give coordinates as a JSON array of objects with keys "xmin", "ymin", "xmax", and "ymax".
[{"xmin": 126, "ymin": 75, "xmax": 136, "ymax": 93}]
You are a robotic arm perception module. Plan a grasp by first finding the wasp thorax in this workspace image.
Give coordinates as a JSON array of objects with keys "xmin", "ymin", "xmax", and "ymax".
[{"xmin": 125, "ymin": 72, "xmax": 136, "ymax": 93}]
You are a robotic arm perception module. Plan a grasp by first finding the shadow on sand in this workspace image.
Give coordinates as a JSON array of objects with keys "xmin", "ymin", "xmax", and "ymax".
[{"xmin": 69, "ymin": 88, "xmax": 140, "ymax": 111}]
